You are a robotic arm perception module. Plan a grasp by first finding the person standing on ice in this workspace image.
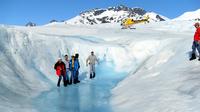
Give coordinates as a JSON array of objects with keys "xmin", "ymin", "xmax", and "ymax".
[
  {"xmin": 74, "ymin": 53, "xmax": 80, "ymax": 83},
  {"xmin": 190, "ymin": 22, "xmax": 200, "ymax": 61},
  {"xmin": 69, "ymin": 55, "xmax": 79, "ymax": 84},
  {"xmin": 54, "ymin": 58, "xmax": 67, "ymax": 87},
  {"xmin": 69, "ymin": 56, "xmax": 75, "ymax": 84},
  {"xmin": 64, "ymin": 55, "xmax": 71, "ymax": 84},
  {"xmin": 86, "ymin": 51, "xmax": 99, "ymax": 79}
]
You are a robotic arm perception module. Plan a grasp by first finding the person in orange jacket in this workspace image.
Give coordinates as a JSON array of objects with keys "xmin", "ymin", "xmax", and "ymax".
[
  {"xmin": 54, "ymin": 58, "xmax": 67, "ymax": 87},
  {"xmin": 190, "ymin": 22, "xmax": 200, "ymax": 61}
]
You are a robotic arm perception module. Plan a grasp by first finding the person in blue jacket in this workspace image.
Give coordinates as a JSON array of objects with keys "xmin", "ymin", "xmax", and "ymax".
[
  {"xmin": 74, "ymin": 53, "xmax": 80, "ymax": 83},
  {"xmin": 69, "ymin": 55, "xmax": 80, "ymax": 84}
]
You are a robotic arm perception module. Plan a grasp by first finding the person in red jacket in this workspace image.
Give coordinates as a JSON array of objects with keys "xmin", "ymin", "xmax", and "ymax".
[
  {"xmin": 190, "ymin": 22, "xmax": 200, "ymax": 61},
  {"xmin": 54, "ymin": 58, "xmax": 67, "ymax": 87}
]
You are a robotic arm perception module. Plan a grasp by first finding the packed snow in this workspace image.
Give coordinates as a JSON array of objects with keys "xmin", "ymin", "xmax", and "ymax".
[{"xmin": 0, "ymin": 19, "xmax": 199, "ymax": 112}]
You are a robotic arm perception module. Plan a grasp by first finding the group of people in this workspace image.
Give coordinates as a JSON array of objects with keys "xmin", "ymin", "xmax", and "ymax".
[
  {"xmin": 190, "ymin": 22, "xmax": 200, "ymax": 61},
  {"xmin": 54, "ymin": 51, "xmax": 98, "ymax": 87}
]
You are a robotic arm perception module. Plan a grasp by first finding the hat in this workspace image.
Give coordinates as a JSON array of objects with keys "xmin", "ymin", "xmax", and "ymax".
[
  {"xmin": 194, "ymin": 22, "xmax": 200, "ymax": 26},
  {"xmin": 58, "ymin": 58, "xmax": 62, "ymax": 61}
]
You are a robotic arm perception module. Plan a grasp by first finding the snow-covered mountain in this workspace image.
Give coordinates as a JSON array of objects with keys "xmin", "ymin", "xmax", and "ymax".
[
  {"xmin": 173, "ymin": 9, "xmax": 200, "ymax": 21},
  {"xmin": 66, "ymin": 5, "xmax": 169, "ymax": 25},
  {"xmin": 25, "ymin": 22, "xmax": 36, "ymax": 27}
]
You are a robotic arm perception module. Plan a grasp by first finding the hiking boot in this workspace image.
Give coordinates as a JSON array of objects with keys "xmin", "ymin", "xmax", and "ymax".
[
  {"xmin": 64, "ymin": 81, "xmax": 67, "ymax": 87},
  {"xmin": 90, "ymin": 74, "xmax": 92, "ymax": 79},
  {"xmin": 68, "ymin": 79, "xmax": 72, "ymax": 85},
  {"xmin": 57, "ymin": 80, "xmax": 61, "ymax": 87},
  {"xmin": 66, "ymin": 80, "xmax": 69, "ymax": 84},
  {"xmin": 73, "ymin": 79, "xmax": 77, "ymax": 84},
  {"xmin": 190, "ymin": 53, "xmax": 196, "ymax": 61},
  {"xmin": 92, "ymin": 72, "xmax": 95, "ymax": 78},
  {"xmin": 76, "ymin": 80, "xmax": 80, "ymax": 83}
]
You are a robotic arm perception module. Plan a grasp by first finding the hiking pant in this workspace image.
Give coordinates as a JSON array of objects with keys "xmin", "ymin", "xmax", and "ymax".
[
  {"xmin": 192, "ymin": 41, "xmax": 200, "ymax": 55},
  {"xmin": 75, "ymin": 70, "xmax": 79, "ymax": 81},
  {"xmin": 70, "ymin": 70, "xmax": 77, "ymax": 82},
  {"xmin": 66, "ymin": 68, "xmax": 70, "ymax": 81},
  {"xmin": 57, "ymin": 74, "xmax": 66, "ymax": 86},
  {"xmin": 89, "ymin": 64, "xmax": 95, "ymax": 75}
]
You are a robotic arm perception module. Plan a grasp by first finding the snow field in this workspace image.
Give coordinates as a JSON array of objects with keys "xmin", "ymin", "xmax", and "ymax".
[{"xmin": 0, "ymin": 20, "xmax": 198, "ymax": 112}]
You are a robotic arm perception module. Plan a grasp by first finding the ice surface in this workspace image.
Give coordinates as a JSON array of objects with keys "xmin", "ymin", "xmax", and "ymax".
[
  {"xmin": 0, "ymin": 20, "xmax": 199, "ymax": 112},
  {"xmin": 32, "ymin": 62, "xmax": 126, "ymax": 112}
]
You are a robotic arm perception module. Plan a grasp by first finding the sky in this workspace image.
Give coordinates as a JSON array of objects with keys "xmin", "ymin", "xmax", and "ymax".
[{"xmin": 0, "ymin": 0, "xmax": 199, "ymax": 25}]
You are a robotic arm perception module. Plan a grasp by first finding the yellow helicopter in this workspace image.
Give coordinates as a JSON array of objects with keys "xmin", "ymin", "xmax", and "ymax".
[{"xmin": 121, "ymin": 16, "xmax": 150, "ymax": 29}]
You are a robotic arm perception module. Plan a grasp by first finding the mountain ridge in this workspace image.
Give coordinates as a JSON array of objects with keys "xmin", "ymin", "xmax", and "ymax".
[{"xmin": 65, "ymin": 5, "xmax": 169, "ymax": 25}]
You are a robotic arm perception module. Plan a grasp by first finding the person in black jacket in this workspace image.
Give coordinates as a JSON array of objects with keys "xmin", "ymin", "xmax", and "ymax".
[{"xmin": 75, "ymin": 53, "xmax": 80, "ymax": 83}]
